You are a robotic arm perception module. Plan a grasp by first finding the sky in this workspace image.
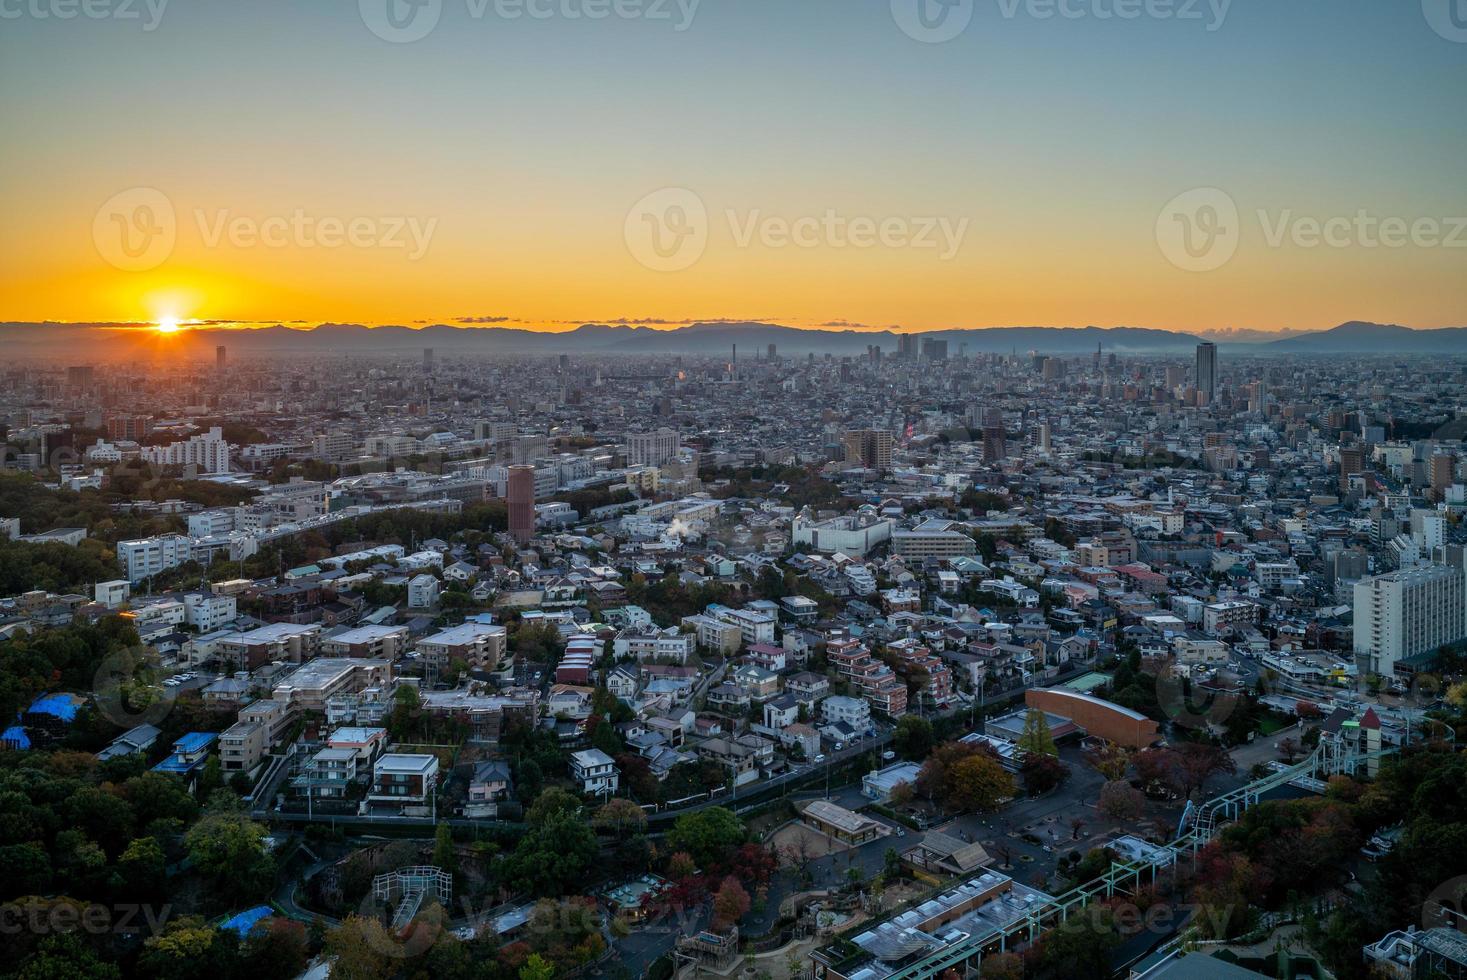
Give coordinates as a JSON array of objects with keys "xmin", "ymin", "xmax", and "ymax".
[{"xmin": 1, "ymin": 0, "xmax": 1464, "ymax": 335}]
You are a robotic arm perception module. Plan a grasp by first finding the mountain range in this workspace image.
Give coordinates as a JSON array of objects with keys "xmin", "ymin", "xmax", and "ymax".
[{"xmin": 1, "ymin": 320, "xmax": 1464, "ymax": 359}]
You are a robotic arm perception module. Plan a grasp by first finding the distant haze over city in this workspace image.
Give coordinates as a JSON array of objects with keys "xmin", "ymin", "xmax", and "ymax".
[{"xmin": 5, "ymin": 319, "xmax": 1467, "ymax": 360}]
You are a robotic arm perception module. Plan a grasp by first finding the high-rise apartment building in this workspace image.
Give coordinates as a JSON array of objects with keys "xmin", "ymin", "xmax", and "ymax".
[
  {"xmin": 983, "ymin": 426, "xmax": 1006, "ymax": 463},
  {"xmin": 216, "ymin": 345, "xmax": 227, "ymax": 372},
  {"xmin": 1194, "ymin": 342, "xmax": 1217, "ymax": 404},
  {"xmin": 507, "ymin": 464, "xmax": 536, "ymax": 545},
  {"xmin": 1353, "ymin": 564, "xmax": 1466, "ymax": 681},
  {"xmin": 139, "ymin": 426, "xmax": 231, "ymax": 474},
  {"xmin": 1431, "ymin": 453, "xmax": 1457, "ymax": 500},
  {"xmin": 626, "ymin": 428, "xmax": 681, "ymax": 467},
  {"xmin": 842, "ymin": 429, "xmax": 893, "ymax": 472},
  {"xmin": 1339, "ymin": 445, "xmax": 1365, "ymax": 493},
  {"xmin": 423, "ymin": 347, "xmax": 434, "ymax": 372}
]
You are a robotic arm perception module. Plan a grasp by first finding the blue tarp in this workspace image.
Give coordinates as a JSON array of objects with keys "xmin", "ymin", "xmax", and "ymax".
[
  {"xmin": 27, "ymin": 694, "xmax": 82, "ymax": 721},
  {"xmin": 1, "ymin": 725, "xmax": 30, "ymax": 750},
  {"xmin": 219, "ymin": 906, "xmax": 273, "ymax": 936}
]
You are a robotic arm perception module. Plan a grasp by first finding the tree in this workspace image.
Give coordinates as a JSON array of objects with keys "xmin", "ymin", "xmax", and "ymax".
[
  {"xmin": 892, "ymin": 715, "xmax": 935, "ymax": 760},
  {"xmin": 324, "ymin": 916, "xmax": 398, "ymax": 980},
  {"xmin": 666, "ymin": 807, "xmax": 746, "ymax": 871},
  {"xmin": 1084, "ymin": 742, "xmax": 1133, "ymax": 781},
  {"xmin": 593, "ymin": 798, "xmax": 648, "ymax": 839},
  {"xmin": 243, "ymin": 919, "xmax": 309, "ymax": 979},
  {"xmin": 526, "ymin": 786, "xmax": 579, "ymax": 826},
  {"xmin": 139, "ymin": 916, "xmax": 235, "ymax": 980},
  {"xmin": 947, "ymin": 753, "xmax": 1015, "ymax": 813},
  {"xmin": 981, "ymin": 951, "xmax": 1025, "ymax": 980},
  {"xmin": 1174, "ymin": 742, "xmax": 1237, "ymax": 799},
  {"xmin": 1021, "ymin": 754, "xmax": 1069, "ymax": 796},
  {"xmin": 119, "ymin": 835, "xmax": 166, "ymax": 897},
  {"xmin": 711, "ymin": 876, "xmax": 751, "ymax": 930},
  {"xmin": 1097, "ymin": 780, "xmax": 1145, "ymax": 822},
  {"xmin": 916, "ymin": 740, "xmax": 988, "ymax": 805},
  {"xmin": 184, "ymin": 809, "xmax": 275, "ymax": 902},
  {"xmin": 502, "ymin": 812, "xmax": 600, "ymax": 898},
  {"xmin": 1017, "ymin": 709, "xmax": 1057, "ymax": 758},
  {"xmin": 884, "ymin": 847, "xmax": 903, "ymax": 880},
  {"xmin": 520, "ymin": 954, "xmax": 556, "ymax": 980},
  {"xmin": 16, "ymin": 934, "xmax": 122, "ymax": 980},
  {"xmin": 433, "ymin": 822, "xmax": 457, "ymax": 880},
  {"xmin": 1039, "ymin": 906, "xmax": 1120, "ymax": 980}
]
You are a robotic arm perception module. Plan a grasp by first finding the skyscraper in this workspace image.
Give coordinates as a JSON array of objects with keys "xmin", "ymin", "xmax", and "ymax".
[
  {"xmin": 1340, "ymin": 445, "xmax": 1365, "ymax": 493},
  {"xmin": 983, "ymin": 426, "xmax": 1006, "ymax": 463},
  {"xmin": 842, "ymin": 429, "xmax": 893, "ymax": 472},
  {"xmin": 507, "ymin": 465, "xmax": 536, "ymax": 545},
  {"xmin": 423, "ymin": 347, "xmax": 435, "ymax": 372},
  {"xmin": 1195, "ymin": 342, "xmax": 1217, "ymax": 404},
  {"xmin": 216, "ymin": 345, "xmax": 227, "ymax": 372}
]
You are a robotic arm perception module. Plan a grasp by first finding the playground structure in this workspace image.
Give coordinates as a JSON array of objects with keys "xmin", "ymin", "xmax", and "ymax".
[
  {"xmin": 674, "ymin": 926, "xmax": 740, "ymax": 974},
  {"xmin": 822, "ymin": 741, "xmax": 1399, "ymax": 979},
  {"xmin": 372, "ymin": 866, "xmax": 452, "ymax": 932}
]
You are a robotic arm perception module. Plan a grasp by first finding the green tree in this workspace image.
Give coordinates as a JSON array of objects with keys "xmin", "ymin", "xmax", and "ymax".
[
  {"xmin": 526, "ymin": 786, "xmax": 580, "ymax": 826},
  {"xmin": 947, "ymin": 754, "xmax": 1015, "ymax": 813},
  {"xmin": 892, "ymin": 715, "xmax": 935, "ymax": 760},
  {"xmin": 184, "ymin": 809, "xmax": 275, "ymax": 902},
  {"xmin": 1017, "ymin": 709, "xmax": 1057, "ymax": 758},
  {"xmin": 503, "ymin": 812, "xmax": 600, "ymax": 898},
  {"xmin": 520, "ymin": 954, "xmax": 556, "ymax": 980},
  {"xmin": 666, "ymin": 807, "xmax": 746, "ymax": 871},
  {"xmin": 324, "ymin": 916, "xmax": 398, "ymax": 980},
  {"xmin": 433, "ymin": 822, "xmax": 457, "ymax": 880},
  {"xmin": 17, "ymin": 934, "xmax": 122, "ymax": 980},
  {"xmin": 592, "ymin": 798, "xmax": 648, "ymax": 839}
]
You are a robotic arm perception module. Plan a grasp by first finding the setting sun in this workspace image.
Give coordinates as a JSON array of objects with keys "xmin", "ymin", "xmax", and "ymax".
[{"xmin": 156, "ymin": 318, "xmax": 181, "ymax": 334}]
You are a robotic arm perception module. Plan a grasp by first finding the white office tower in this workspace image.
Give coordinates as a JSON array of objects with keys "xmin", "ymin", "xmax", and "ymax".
[
  {"xmin": 626, "ymin": 427, "xmax": 681, "ymax": 467},
  {"xmin": 1353, "ymin": 564, "xmax": 1466, "ymax": 681}
]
